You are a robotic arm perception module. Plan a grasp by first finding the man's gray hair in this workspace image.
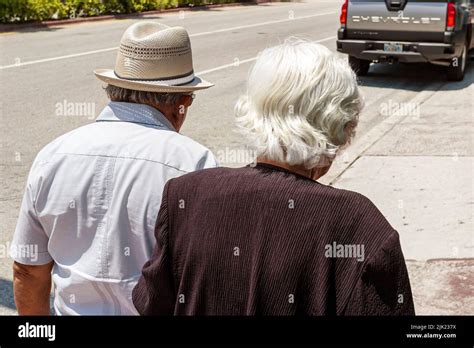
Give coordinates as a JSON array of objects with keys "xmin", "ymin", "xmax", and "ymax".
[
  {"xmin": 235, "ymin": 38, "xmax": 363, "ymax": 169},
  {"xmin": 105, "ymin": 85, "xmax": 186, "ymax": 106}
]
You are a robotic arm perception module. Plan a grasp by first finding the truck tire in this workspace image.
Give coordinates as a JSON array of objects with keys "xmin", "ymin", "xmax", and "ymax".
[
  {"xmin": 447, "ymin": 42, "xmax": 467, "ymax": 81},
  {"xmin": 349, "ymin": 56, "xmax": 370, "ymax": 76}
]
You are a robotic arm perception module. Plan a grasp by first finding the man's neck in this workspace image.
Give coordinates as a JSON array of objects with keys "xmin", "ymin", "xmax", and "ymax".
[{"xmin": 141, "ymin": 102, "xmax": 179, "ymax": 131}]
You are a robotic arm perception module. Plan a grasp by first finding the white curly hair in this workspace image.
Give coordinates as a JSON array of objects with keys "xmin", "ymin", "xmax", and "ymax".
[{"xmin": 235, "ymin": 38, "xmax": 363, "ymax": 168}]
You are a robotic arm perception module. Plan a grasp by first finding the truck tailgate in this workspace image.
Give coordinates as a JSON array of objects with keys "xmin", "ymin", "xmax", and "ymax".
[{"xmin": 346, "ymin": 0, "xmax": 448, "ymax": 42}]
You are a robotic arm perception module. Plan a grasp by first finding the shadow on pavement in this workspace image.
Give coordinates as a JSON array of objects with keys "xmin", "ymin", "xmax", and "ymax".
[
  {"xmin": 0, "ymin": 25, "xmax": 63, "ymax": 33},
  {"xmin": 0, "ymin": 277, "xmax": 16, "ymax": 310},
  {"xmin": 359, "ymin": 56, "xmax": 474, "ymax": 92}
]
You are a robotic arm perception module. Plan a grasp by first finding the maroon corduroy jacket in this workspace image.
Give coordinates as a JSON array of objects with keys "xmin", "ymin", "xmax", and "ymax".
[{"xmin": 132, "ymin": 164, "xmax": 415, "ymax": 315}]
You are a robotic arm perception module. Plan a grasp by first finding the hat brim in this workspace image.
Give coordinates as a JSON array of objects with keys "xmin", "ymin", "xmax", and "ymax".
[{"xmin": 94, "ymin": 69, "xmax": 214, "ymax": 93}]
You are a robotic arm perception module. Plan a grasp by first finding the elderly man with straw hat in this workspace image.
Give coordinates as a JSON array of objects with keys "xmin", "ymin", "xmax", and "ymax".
[{"xmin": 10, "ymin": 21, "xmax": 217, "ymax": 315}]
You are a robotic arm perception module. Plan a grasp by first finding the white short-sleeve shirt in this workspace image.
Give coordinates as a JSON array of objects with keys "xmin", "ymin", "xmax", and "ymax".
[{"xmin": 11, "ymin": 102, "xmax": 218, "ymax": 315}]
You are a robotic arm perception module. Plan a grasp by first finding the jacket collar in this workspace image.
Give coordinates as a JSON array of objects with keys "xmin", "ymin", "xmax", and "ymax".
[{"xmin": 96, "ymin": 102, "xmax": 176, "ymax": 131}]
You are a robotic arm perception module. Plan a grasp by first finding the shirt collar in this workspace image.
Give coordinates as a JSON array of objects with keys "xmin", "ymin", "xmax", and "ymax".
[{"xmin": 96, "ymin": 102, "xmax": 176, "ymax": 131}]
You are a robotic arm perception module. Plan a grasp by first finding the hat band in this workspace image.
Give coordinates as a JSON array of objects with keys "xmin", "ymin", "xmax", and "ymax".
[{"xmin": 114, "ymin": 70, "xmax": 195, "ymax": 86}]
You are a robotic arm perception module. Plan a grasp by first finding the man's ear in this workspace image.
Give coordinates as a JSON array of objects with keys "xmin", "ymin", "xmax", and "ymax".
[{"xmin": 178, "ymin": 95, "xmax": 193, "ymax": 109}]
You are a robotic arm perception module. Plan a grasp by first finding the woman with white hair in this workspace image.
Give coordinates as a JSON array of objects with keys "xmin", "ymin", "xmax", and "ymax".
[{"xmin": 133, "ymin": 39, "xmax": 415, "ymax": 316}]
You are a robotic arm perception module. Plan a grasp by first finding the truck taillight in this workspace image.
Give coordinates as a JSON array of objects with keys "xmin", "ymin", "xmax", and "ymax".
[
  {"xmin": 446, "ymin": 2, "xmax": 456, "ymax": 30},
  {"xmin": 340, "ymin": 0, "xmax": 348, "ymax": 26}
]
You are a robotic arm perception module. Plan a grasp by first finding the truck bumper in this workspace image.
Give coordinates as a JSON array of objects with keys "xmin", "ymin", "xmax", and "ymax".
[{"xmin": 336, "ymin": 39, "xmax": 459, "ymax": 66}]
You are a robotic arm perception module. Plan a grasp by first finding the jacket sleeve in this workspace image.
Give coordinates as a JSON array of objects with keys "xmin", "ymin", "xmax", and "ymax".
[
  {"xmin": 343, "ymin": 231, "xmax": 415, "ymax": 315},
  {"xmin": 132, "ymin": 181, "xmax": 176, "ymax": 315}
]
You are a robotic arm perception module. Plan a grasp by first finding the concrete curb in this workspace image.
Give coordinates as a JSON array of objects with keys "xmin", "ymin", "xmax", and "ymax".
[
  {"xmin": 0, "ymin": 1, "xmax": 272, "ymax": 33},
  {"xmin": 319, "ymin": 88, "xmax": 439, "ymax": 186}
]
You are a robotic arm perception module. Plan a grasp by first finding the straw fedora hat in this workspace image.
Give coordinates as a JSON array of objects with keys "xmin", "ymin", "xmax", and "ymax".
[{"xmin": 94, "ymin": 21, "xmax": 213, "ymax": 93}]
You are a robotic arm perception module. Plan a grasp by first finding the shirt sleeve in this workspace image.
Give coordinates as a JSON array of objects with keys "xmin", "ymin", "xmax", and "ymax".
[
  {"xmin": 11, "ymin": 168, "xmax": 53, "ymax": 265},
  {"xmin": 132, "ymin": 180, "xmax": 176, "ymax": 315},
  {"xmin": 343, "ymin": 231, "xmax": 415, "ymax": 315}
]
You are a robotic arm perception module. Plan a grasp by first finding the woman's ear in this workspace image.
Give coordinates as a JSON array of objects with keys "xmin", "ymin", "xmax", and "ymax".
[{"xmin": 343, "ymin": 120, "xmax": 358, "ymax": 144}]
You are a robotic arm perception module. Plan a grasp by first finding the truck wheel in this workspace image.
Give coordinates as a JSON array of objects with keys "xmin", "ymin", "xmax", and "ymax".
[
  {"xmin": 447, "ymin": 43, "xmax": 467, "ymax": 81},
  {"xmin": 349, "ymin": 56, "xmax": 370, "ymax": 76}
]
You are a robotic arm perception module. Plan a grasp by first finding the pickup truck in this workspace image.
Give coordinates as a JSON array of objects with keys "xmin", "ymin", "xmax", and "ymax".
[{"xmin": 337, "ymin": 0, "xmax": 473, "ymax": 81}]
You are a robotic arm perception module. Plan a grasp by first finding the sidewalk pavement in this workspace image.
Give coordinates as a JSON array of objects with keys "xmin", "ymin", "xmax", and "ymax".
[{"xmin": 320, "ymin": 71, "xmax": 474, "ymax": 315}]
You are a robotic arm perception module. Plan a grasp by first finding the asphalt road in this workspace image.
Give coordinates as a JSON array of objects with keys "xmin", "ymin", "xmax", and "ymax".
[{"xmin": 0, "ymin": 0, "xmax": 472, "ymax": 314}]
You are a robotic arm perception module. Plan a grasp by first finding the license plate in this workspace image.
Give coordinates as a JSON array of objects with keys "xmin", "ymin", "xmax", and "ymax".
[{"xmin": 384, "ymin": 43, "xmax": 403, "ymax": 53}]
